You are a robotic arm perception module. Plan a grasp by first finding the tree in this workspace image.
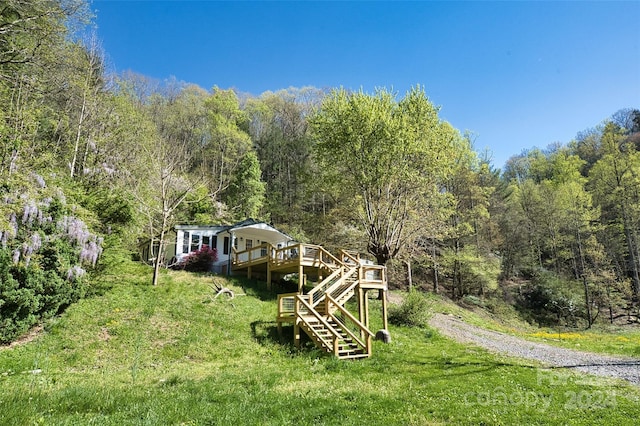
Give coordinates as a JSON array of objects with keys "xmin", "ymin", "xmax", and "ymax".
[
  {"xmin": 0, "ymin": 0, "xmax": 89, "ymax": 75},
  {"xmin": 131, "ymin": 86, "xmax": 208, "ymax": 286},
  {"xmin": 311, "ymin": 86, "xmax": 458, "ymax": 265},
  {"xmin": 223, "ymin": 150, "xmax": 266, "ymax": 221},
  {"xmin": 244, "ymin": 87, "xmax": 323, "ymax": 225},
  {"xmin": 441, "ymin": 137, "xmax": 498, "ymax": 298},
  {"xmin": 202, "ymin": 87, "xmax": 253, "ymax": 207},
  {"xmin": 0, "ymin": 0, "xmax": 91, "ymax": 176},
  {"xmin": 589, "ymin": 122, "xmax": 640, "ymax": 300}
]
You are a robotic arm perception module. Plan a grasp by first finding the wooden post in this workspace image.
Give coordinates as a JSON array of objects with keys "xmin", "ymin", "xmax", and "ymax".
[
  {"xmin": 247, "ymin": 265, "xmax": 252, "ymax": 280},
  {"xmin": 267, "ymin": 262, "xmax": 272, "ymax": 291},
  {"xmin": 357, "ymin": 287, "xmax": 365, "ymax": 331},
  {"xmin": 298, "ymin": 264, "xmax": 304, "ymax": 293},
  {"xmin": 381, "ymin": 289, "xmax": 389, "ymax": 331},
  {"xmin": 294, "ymin": 320, "xmax": 301, "ymax": 349},
  {"xmin": 363, "ymin": 289, "xmax": 370, "ymax": 340}
]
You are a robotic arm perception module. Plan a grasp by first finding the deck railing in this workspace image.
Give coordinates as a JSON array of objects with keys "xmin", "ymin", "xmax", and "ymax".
[
  {"xmin": 339, "ymin": 249, "xmax": 360, "ymax": 265},
  {"xmin": 360, "ymin": 264, "xmax": 386, "ymax": 288},
  {"xmin": 277, "ymin": 292, "xmax": 299, "ymax": 320},
  {"xmin": 268, "ymin": 244, "xmax": 387, "ymax": 359},
  {"xmin": 232, "ymin": 242, "xmax": 351, "ymax": 278},
  {"xmin": 326, "ymin": 267, "xmax": 359, "ymax": 304},
  {"xmin": 232, "ymin": 243, "xmax": 272, "ymax": 267}
]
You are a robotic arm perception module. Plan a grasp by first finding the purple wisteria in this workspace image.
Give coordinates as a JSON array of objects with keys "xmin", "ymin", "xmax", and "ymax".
[
  {"xmin": 80, "ymin": 238, "xmax": 103, "ymax": 267},
  {"xmin": 3, "ymin": 186, "xmax": 103, "ymax": 274},
  {"xmin": 66, "ymin": 265, "xmax": 86, "ymax": 281},
  {"xmin": 22, "ymin": 233, "xmax": 42, "ymax": 257},
  {"xmin": 9, "ymin": 213, "xmax": 17, "ymax": 237},
  {"xmin": 57, "ymin": 215, "xmax": 92, "ymax": 246},
  {"xmin": 21, "ymin": 201, "xmax": 39, "ymax": 227},
  {"xmin": 31, "ymin": 173, "xmax": 46, "ymax": 188},
  {"xmin": 57, "ymin": 215, "xmax": 104, "ymax": 267},
  {"xmin": 0, "ymin": 213, "xmax": 18, "ymax": 249}
]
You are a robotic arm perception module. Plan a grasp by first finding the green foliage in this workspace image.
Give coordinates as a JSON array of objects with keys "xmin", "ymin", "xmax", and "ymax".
[
  {"xmin": 0, "ymin": 175, "xmax": 100, "ymax": 343},
  {"xmin": 175, "ymin": 185, "xmax": 216, "ymax": 224},
  {"xmin": 389, "ymin": 290, "xmax": 431, "ymax": 327},
  {"xmin": 518, "ymin": 271, "xmax": 585, "ymax": 327},
  {"xmin": 223, "ymin": 150, "xmax": 266, "ymax": 221},
  {"xmin": 588, "ymin": 122, "xmax": 640, "ymax": 298},
  {"xmin": 441, "ymin": 246, "xmax": 501, "ymax": 298},
  {"xmin": 245, "ymin": 88, "xmax": 321, "ymax": 227},
  {"xmin": 311, "ymin": 86, "xmax": 459, "ymax": 265}
]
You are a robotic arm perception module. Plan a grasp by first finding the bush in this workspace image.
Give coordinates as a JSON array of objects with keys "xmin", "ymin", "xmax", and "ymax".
[
  {"xmin": 180, "ymin": 245, "xmax": 218, "ymax": 272},
  {"xmin": 518, "ymin": 270, "xmax": 584, "ymax": 327},
  {"xmin": 389, "ymin": 290, "xmax": 431, "ymax": 328},
  {"xmin": 0, "ymin": 175, "xmax": 100, "ymax": 343}
]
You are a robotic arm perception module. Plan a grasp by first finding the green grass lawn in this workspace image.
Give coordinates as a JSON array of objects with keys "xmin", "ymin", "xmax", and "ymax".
[{"xmin": 1, "ymin": 265, "xmax": 639, "ymax": 425}]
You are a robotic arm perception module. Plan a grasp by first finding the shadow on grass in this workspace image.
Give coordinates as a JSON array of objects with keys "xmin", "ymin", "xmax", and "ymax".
[
  {"xmin": 251, "ymin": 321, "xmax": 320, "ymax": 355},
  {"xmin": 229, "ymin": 276, "xmax": 301, "ymax": 301},
  {"xmin": 399, "ymin": 355, "xmax": 538, "ymax": 381},
  {"xmin": 251, "ymin": 320, "xmax": 280, "ymax": 343},
  {"xmin": 229, "ymin": 277, "xmax": 278, "ymax": 301}
]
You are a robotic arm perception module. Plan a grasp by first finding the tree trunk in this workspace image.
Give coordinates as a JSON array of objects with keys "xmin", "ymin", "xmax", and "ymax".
[
  {"xmin": 152, "ymin": 213, "xmax": 168, "ymax": 287},
  {"xmin": 622, "ymin": 211, "xmax": 640, "ymax": 298},
  {"xmin": 405, "ymin": 260, "xmax": 413, "ymax": 291},
  {"xmin": 432, "ymin": 237, "xmax": 439, "ymax": 293},
  {"xmin": 70, "ymin": 93, "xmax": 87, "ymax": 178},
  {"xmin": 583, "ymin": 275, "xmax": 592, "ymax": 329}
]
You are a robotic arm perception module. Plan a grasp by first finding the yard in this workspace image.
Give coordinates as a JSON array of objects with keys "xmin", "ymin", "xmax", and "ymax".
[{"xmin": 1, "ymin": 265, "xmax": 638, "ymax": 425}]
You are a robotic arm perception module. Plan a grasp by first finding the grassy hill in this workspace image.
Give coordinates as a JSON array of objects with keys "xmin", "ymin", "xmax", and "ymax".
[{"xmin": 1, "ymin": 264, "xmax": 639, "ymax": 425}]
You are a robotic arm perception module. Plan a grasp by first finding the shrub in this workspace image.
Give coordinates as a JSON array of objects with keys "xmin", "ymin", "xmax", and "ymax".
[
  {"xmin": 180, "ymin": 245, "xmax": 218, "ymax": 272},
  {"xmin": 0, "ymin": 176, "xmax": 100, "ymax": 343},
  {"xmin": 518, "ymin": 270, "xmax": 584, "ymax": 327},
  {"xmin": 389, "ymin": 290, "xmax": 431, "ymax": 328}
]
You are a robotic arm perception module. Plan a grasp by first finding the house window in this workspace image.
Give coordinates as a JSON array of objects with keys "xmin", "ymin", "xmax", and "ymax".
[
  {"xmin": 191, "ymin": 234, "xmax": 200, "ymax": 252},
  {"xmin": 211, "ymin": 236, "xmax": 218, "ymax": 252},
  {"xmin": 234, "ymin": 237, "xmax": 238, "ymax": 250},
  {"xmin": 182, "ymin": 232, "xmax": 190, "ymax": 254},
  {"xmin": 246, "ymin": 239, "xmax": 253, "ymax": 250},
  {"xmin": 223, "ymin": 236, "xmax": 230, "ymax": 255},
  {"xmin": 202, "ymin": 235, "xmax": 210, "ymax": 248}
]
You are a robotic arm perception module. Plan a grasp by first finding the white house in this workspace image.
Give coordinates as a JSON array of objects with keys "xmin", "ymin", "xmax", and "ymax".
[{"xmin": 173, "ymin": 218, "xmax": 293, "ymax": 274}]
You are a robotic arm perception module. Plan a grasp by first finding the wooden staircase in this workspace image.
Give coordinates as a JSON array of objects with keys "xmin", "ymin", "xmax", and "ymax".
[{"xmin": 276, "ymin": 248, "xmax": 387, "ymax": 360}]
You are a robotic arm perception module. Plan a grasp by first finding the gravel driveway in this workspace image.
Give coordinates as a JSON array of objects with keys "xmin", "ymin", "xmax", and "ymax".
[{"xmin": 429, "ymin": 313, "xmax": 640, "ymax": 386}]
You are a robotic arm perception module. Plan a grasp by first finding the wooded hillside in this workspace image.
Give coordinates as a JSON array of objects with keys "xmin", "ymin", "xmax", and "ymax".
[{"xmin": 1, "ymin": 0, "xmax": 639, "ymax": 342}]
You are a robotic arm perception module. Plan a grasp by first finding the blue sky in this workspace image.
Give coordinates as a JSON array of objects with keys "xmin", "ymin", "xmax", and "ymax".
[{"xmin": 93, "ymin": 1, "xmax": 640, "ymax": 169}]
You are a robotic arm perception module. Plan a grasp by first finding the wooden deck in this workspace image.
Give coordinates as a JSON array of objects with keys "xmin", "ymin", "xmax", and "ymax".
[
  {"xmin": 233, "ymin": 243, "xmax": 388, "ymax": 359},
  {"xmin": 232, "ymin": 243, "xmax": 386, "ymax": 288}
]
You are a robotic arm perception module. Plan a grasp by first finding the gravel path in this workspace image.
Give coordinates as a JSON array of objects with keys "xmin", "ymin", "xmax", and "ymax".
[{"xmin": 429, "ymin": 313, "xmax": 640, "ymax": 386}]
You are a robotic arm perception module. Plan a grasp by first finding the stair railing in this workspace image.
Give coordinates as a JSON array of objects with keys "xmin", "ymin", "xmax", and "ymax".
[
  {"xmin": 326, "ymin": 294, "xmax": 374, "ymax": 355},
  {"xmin": 295, "ymin": 294, "xmax": 342, "ymax": 356},
  {"xmin": 339, "ymin": 249, "xmax": 360, "ymax": 265},
  {"xmin": 307, "ymin": 267, "xmax": 343, "ymax": 308},
  {"xmin": 325, "ymin": 265, "xmax": 359, "ymax": 304},
  {"xmin": 315, "ymin": 245, "xmax": 343, "ymax": 272}
]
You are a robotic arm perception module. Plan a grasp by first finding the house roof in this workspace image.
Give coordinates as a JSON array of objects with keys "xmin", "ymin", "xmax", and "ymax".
[{"xmin": 175, "ymin": 219, "xmax": 293, "ymax": 243}]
